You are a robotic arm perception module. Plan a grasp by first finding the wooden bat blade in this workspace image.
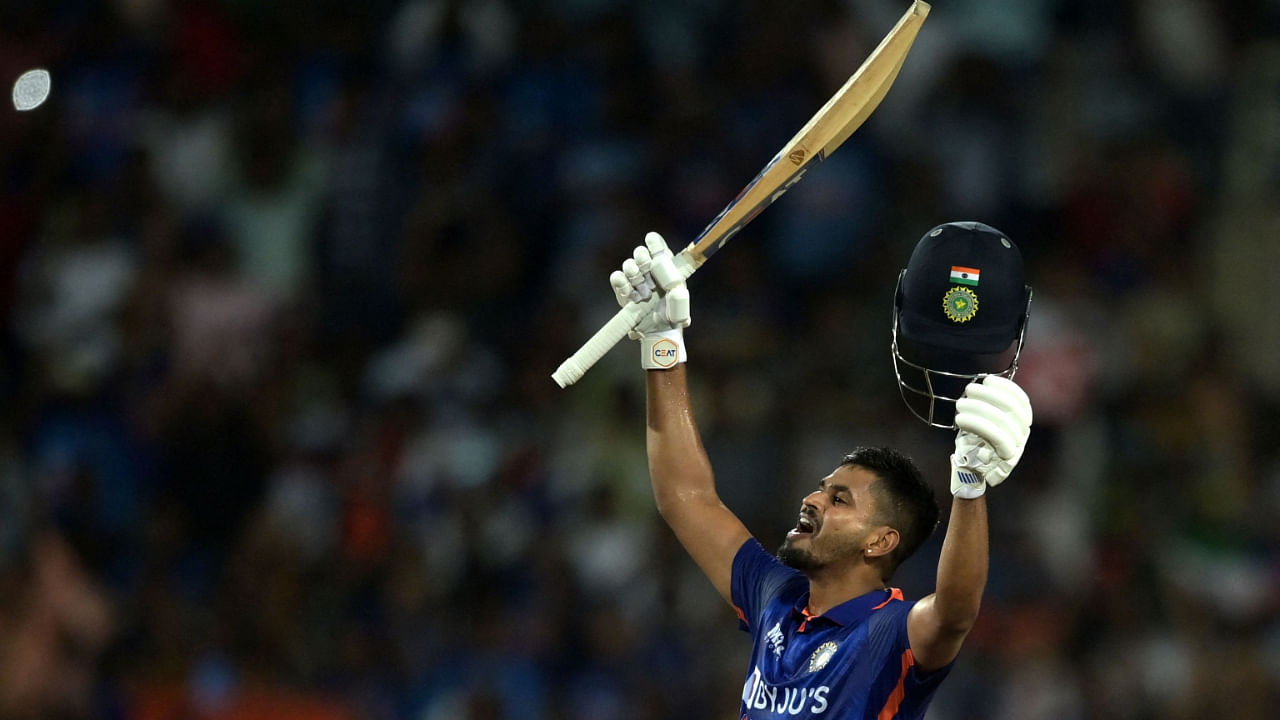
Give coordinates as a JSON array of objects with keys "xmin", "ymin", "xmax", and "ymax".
[
  {"xmin": 552, "ymin": 1, "xmax": 930, "ymax": 388},
  {"xmin": 685, "ymin": 0, "xmax": 930, "ymax": 266}
]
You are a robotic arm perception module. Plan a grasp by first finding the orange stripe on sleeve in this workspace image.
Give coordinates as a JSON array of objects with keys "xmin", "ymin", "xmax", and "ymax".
[
  {"xmin": 734, "ymin": 605, "xmax": 748, "ymax": 628},
  {"xmin": 876, "ymin": 648, "xmax": 915, "ymax": 720}
]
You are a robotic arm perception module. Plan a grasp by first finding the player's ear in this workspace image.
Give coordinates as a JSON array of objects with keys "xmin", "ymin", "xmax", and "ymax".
[{"xmin": 864, "ymin": 527, "xmax": 900, "ymax": 558}]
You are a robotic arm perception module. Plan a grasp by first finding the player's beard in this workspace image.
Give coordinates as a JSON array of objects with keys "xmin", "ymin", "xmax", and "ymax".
[
  {"xmin": 777, "ymin": 542, "xmax": 823, "ymax": 572},
  {"xmin": 777, "ymin": 531, "xmax": 863, "ymax": 573}
]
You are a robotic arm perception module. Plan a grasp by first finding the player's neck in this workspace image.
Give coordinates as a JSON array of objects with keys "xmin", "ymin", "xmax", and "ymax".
[{"xmin": 803, "ymin": 565, "xmax": 887, "ymax": 617}]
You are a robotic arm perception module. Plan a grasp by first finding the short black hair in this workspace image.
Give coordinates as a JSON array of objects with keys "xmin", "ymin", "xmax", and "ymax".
[{"xmin": 840, "ymin": 447, "xmax": 939, "ymax": 579}]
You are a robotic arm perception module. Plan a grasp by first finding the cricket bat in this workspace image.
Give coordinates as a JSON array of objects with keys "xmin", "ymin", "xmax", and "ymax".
[{"xmin": 552, "ymin": 0, "xmax": 931, "ymax": 388}]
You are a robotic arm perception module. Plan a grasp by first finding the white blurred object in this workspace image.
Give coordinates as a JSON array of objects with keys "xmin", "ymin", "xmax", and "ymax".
[{"xmin": 12, "ymin": 69, "xmax": 51, "ymax": 111}]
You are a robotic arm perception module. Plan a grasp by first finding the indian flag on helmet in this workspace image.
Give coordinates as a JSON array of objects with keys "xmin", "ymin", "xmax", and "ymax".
[{"xmin": 950, "ymin": 266, "xmax": 980, "ymax": 286}]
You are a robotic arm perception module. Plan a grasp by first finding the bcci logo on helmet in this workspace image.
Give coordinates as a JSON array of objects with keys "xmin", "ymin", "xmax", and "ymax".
[{"xmin": 942, "ymin": 287, "xmax": 978, "ymax": 323}]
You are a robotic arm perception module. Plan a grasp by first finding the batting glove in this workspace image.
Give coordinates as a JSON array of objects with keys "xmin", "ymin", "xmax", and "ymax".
[
  {"xmin": 610, "ymin": 232, "xmax": 691, "ymax": 370},
  {"xmin": 949, "ymin": 375, "xmax": 1032, "ymax": 499}
]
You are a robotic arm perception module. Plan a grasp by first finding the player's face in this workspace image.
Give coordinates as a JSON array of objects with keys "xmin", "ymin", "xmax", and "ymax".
[{"xmin": 778, "ymin": 464, "xmax": 885, "ymax": 572}]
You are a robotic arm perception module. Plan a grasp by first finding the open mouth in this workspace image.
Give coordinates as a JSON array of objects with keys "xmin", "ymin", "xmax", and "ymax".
[{"xmin": 788, "ymin": 513, "xmax": 817, "ymax": 538}]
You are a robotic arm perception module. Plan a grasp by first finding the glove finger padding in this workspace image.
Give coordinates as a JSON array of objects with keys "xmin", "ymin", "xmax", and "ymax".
[
  {"xmin": 956, "ymin": 377, "xmax": 1031, "ymax": 458},
  {"xmin": 965, "ymin": 375, "xmax": 1032, "ymax": 426},
  {"xmin": 646, "ymin": 233, "xmax": 685, "ymax": 292},
  {"xmin": 622, "ymin": 258, "xmax": 649, "ymax": 294},
  {"xmin": 633, "ymin": 245, "xmax": 653, "ymax": 274},
  {"xmin": 664, "ymin": 286, "xmax": 691, "ymax": 328},
  {"xmin": 952, "ymin": 376, "xmax": 1032, "ymax": 492},
  {"xmin": 609, "ymin": 232, "xmax": 692, "ymax": 363},
  {"xmin": 611, "ymin": 270, "xmax": 635, "ymax": 307},
  {"xmin": 955, "ymin": 398, "xmax": 1024, "ymax": 460}
]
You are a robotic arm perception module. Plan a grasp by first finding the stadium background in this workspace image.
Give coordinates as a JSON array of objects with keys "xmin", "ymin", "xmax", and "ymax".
[{"xmin": 1, "ymin": 0, "xmax": 1278, "ymax": 718}]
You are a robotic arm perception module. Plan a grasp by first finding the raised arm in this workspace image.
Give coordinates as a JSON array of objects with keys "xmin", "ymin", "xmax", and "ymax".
[
  {"xmin": 909, "ymin": 376, "xmax": 1032, "ymax": 671},
  {"xmin": 609, "ymin": 232, "xmax": 750, "ymax": 605},
  {"xmin": 907, "ymin": 495, "xmax": 988, "ymax": 671},
  {"xmin": 647, "ymin": 366, "xmax": 751, "ymax": 604}
]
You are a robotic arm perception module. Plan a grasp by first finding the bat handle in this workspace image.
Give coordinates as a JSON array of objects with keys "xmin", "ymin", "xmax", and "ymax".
[
  {"xmin": 552, "ymin": 248, "xmax": 700, "ymax": 388},
  {"xmin": 551, "ymin": 296, "xmax": 656, "ymax": 387}
]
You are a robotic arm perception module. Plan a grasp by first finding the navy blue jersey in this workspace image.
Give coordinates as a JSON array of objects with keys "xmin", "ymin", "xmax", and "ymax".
[{"xmin": 731, "ymin": 539, "xmax": 951, "ymax": 719}]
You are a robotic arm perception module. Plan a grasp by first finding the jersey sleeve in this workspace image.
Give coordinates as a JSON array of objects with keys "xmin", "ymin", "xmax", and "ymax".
[
  {"xmin": 867, "ymin": 600, "xmax": 954, "ymax": 717},
  {"xmin": 729, "ymin": 538, "xmax": 803, "ymax": 632}
]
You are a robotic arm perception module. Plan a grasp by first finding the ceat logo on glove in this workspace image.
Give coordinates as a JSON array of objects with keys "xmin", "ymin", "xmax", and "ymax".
[{"xmin": 651, "ymin": 339, "xmax": 680, "ymax": 368}]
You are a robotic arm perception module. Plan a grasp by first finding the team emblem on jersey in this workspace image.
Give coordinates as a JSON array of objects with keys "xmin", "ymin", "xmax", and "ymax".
[
  {"xmin": 942, "ymin": 286, "xmax": 978, "ymax": 323},
  {"xmin": 808, "ymin": 641, "xmax": 839, "ymax": 672}
]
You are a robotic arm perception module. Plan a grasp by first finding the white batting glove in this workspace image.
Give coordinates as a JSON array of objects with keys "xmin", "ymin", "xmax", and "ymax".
[
  {"xmin": 949, "ymin": 375, "xmax": 1032, "ymax": 499},
  {"xmin": 609, "ymin": 232, "xmax": 691, "ymax": 370}
]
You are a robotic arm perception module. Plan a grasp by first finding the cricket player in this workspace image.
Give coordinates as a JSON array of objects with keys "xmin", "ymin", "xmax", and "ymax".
[{"xmin": 609, "ymin": 222, "xmax": 1033, "ymax": 719}]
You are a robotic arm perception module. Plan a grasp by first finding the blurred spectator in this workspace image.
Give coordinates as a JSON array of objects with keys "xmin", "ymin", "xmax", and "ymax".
[{"xmin": 0, "ymin": 532, "xmax": 114, "ymax": 719}]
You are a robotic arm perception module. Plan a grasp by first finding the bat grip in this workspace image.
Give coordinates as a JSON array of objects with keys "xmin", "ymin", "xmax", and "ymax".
[
  {"xmin": 551, "ymin": 296, "xmax": 656, "ymax": 387},
  {"xmin": 553, "ymin": 248, "xmax": 699, "ymax": 388}
]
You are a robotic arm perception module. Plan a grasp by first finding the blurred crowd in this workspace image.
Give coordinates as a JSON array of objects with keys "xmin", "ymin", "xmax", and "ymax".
[{"xmin": 1, "ymin": 0, "xmax": 1278, "ymax": 718}]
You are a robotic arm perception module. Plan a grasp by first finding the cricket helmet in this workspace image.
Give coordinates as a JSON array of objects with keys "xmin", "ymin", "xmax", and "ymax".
[{"xmin": 891, "ymin": 221, "xmax": 1032, "ymax": 428}]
